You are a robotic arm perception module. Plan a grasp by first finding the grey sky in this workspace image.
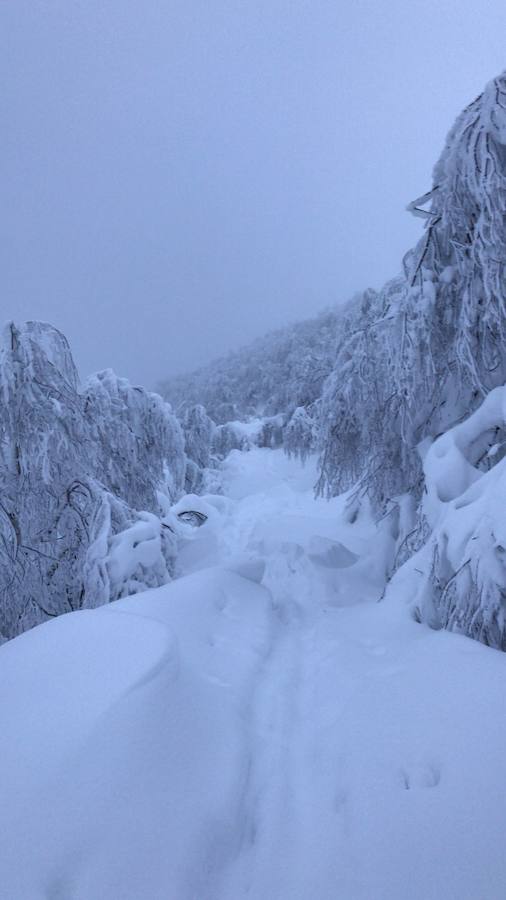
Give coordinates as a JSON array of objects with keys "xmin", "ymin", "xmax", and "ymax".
[{"xmin": 2, "ymin": 1, "xmax": 506, "ymax": 387}]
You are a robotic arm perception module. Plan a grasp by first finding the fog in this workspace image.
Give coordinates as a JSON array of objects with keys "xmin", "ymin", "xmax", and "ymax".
[{"xmin": 2, "ymin": 0, "xmax": 506, "ymax": 387}]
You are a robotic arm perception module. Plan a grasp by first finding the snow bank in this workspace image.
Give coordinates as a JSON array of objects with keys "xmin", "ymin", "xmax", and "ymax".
[
  {"xmin": 0, "ymin": 567, "xmax": 272, "ymax": 899},
  {"xmin": 389, "ymin": 386, "xmax": 506, "ymax": 647}
]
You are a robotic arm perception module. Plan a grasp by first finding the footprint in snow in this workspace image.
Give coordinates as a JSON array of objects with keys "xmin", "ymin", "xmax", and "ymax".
[{"xmin": 400, "ymin": 763, "xmax": 441, "ymax": 790}]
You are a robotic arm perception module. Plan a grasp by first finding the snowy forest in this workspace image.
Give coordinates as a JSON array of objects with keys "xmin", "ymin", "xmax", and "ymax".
[
  {"xmin": 5, "ymin": 72, "xmax": 506, "ymax": 647},
  {"xmin": 3, "ymin": 67, "xmax": 506, "ymax": 899}
]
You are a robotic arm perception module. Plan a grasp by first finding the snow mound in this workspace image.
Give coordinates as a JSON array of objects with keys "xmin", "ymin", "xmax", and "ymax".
[
  {"xmin": 0, "ymin": 567, "xmax": 272, "ymax": 899},
  {"xmin": 390, "ymin": 386, "xmax": 506, "ymax": 647}
]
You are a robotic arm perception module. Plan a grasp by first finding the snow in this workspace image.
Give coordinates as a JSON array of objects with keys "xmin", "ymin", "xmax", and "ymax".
[
  {"xmin": 2, "ymin": 447, "xmax": 506, "ymax": 898},
  {"xmin": 396, "ymin": 387, "xmax": 506, "ymax": 642},
  {"xmin": 225, "ymin": 417, "xmax": 266, "ymax": 439},
  {"xmin": 423, "ymin": 384, "xmax": 506, "ymax": 519},
  {"xmin": 107, "ymin": 511, "xmax": 170, "ymax": 586}
]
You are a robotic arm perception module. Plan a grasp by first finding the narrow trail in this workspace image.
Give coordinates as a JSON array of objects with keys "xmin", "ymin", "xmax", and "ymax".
[
  {"xmin": 175, "ymin": 448, "xmax": 366, "ymax": 897},
  {"xmin": 175, "ymin": 447, "xmax": 506, "ymax": 899},
  {"xmin": 3, "ymin": 448, "xmax": 506, "ymax": 899}
]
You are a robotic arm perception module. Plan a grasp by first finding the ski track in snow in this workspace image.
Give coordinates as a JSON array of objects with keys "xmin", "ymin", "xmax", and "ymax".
[{"xmin": 2, "ymin": 448, "xmax": 506, "ymax": 898}]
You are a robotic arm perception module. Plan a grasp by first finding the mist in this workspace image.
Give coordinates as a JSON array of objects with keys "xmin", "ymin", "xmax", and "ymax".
[{"xmin": 2, "ymin": 0, "xmax": 506, "ymax": 386}]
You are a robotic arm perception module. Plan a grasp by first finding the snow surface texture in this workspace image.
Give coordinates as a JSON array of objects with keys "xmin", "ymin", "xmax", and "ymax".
[{"xmin": 2, "ymin": 448, "xmax": 506, "ymax": 899}]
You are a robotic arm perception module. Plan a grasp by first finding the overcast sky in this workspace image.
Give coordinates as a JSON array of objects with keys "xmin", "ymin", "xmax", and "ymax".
[{"xmin": 2, "ymin": 1, "xmax": 506, "ymax": 387}]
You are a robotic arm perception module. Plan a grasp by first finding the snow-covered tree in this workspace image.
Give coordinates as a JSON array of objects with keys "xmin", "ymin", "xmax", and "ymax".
[
  {"xmin": 0, "ymin": 321, "xmax": 185, "ymax": 640},
  {"xmin": 389, "ymin": 387, "xmax": 506, "ymax": 649},
  {"xmin": 155, "ymin": 70, "xmax": 506, "ymax": 651},
  {"xmin": 158, "ymin": 306, "xmax": 343, "ymax": 425},
  {"xmin": 315, "ymin": 285, "xmax": 412, "ymax": 507},
  {"xmin": 284, "ymin": 406, "xmax": 317, "ymax": 462},
  {"xmin": 258, "ymin": 416, "xmax": 285, "ymax": 449},
  {"xmin": 317, "ymin": 72, "xmax": 506, "ymax": 515},
  {"xmin": 212, "ymin": 423, "xmax": 249, "ymax": 457},
  {"xmin": 182, "ymin": 404, "xmax": 216, "ymax": 492},
  {"xmin": 84, "ymin": 368, "xmax": 185, "ymax": 510}
]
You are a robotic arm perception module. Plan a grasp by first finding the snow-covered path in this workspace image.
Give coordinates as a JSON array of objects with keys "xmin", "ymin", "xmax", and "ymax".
[
  {"xmin": 2, "ymin": 448, "xmax": 506, "ymax": 898},
  {"xmin": 179, "ymin": 449, "xmax": 506, "ymax": 899}
]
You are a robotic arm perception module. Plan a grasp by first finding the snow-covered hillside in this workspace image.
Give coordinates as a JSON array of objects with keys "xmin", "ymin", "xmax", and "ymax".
[
  {"xmin": 158, "ymin": 303, "xmax": 348, "ymax": 424},
  {"xmin": 2, "ymin": 448, "xmax": 506, "ymax": 899}
]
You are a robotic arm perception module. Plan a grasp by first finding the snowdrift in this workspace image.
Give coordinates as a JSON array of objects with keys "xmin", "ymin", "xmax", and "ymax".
[{"xmin": 0, "ymin": 566, "xmax": 273, "ymax": 899}]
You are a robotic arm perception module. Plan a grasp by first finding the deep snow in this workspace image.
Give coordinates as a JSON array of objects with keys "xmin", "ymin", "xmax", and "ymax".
[{"xmin": 1, "ymin": 448, "xmax": 506, "ymax": 898}]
